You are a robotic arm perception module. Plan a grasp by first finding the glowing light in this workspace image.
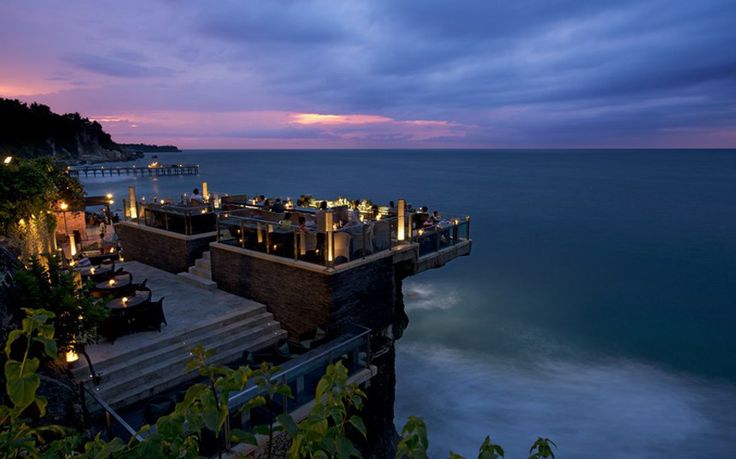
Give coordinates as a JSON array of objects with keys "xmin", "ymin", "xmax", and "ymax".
[
  {"xmin": 65, "ymin": 350, "xmax": 79, "ymax": 363},
  {"xmin": 397, "ymin": 199, "xmax": 406, "ymax": 241},
  {"xmin": 69, "ymin": 234, "xmax": 76, "ymax": 257},
  {"xmin": 106, "ymin": 193, "xmax": 113, "ymax": 199},
  {"xmin": 109, "ymin": 247, "xmax": 115, "ymax": 253},
  {"xmin": 3, "ymin": 156, "xmax": 12, "ymax": 165},
  {"xmin": 160, "ymin": 199, "xmax": 165, "ymax": 205},
  {"xmin": 60, "ymin": 202, "xmax": 69, "ymax": 211},
  {"xmin": 201, "ymin": 209, "xmax": 207, "ymax": 214},
  {"xmin": 108, "ymin": 279, "xmax": 116, "ymax": 286},
  {"xmin": 90, "ymin": 267, "xmax": 96, "ymax": 274},
  {"xmin": 122, "ymin": 297, "xmax": 128, "ymax": 305}
]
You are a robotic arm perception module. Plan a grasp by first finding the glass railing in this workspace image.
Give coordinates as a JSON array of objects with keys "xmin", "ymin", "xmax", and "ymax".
[
  {"xmin": 135, "ymin": 203, "xmax": 217, "ymax": 235},
  {"xmin": 227, "ymin": 325, "xmax": 372, "ymax": 428},
  {"xmin": 216, "ymin": 213, "xmax": 399, "ymax": 267},
  {"xmin": 412, "ymin": 217, "xmax": 471, "ymax": 257}
]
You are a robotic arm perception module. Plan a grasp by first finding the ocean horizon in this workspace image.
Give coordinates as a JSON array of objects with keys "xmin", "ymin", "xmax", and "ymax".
[{"xmin": 81, "ymin": 148, "xmax": 736, "ymax": 458}]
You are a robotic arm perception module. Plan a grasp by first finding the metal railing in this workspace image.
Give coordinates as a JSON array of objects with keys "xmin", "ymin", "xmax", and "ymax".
[
  {"xmin": 228, "ymin": 325, "xmax": 372, "ymax": 425},
  {"xmin": 411, "ymin": 216, "xmax": 471, "ymax": 257},
  {"xmin": 80, "ymin": 384, "xmax": 143, "ymax": 442}
]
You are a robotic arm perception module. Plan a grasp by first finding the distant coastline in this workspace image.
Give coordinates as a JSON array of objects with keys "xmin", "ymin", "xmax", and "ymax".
[
  {"xmin": 0, "ymin": 98, "xmax": 180, "ymax": 164},
  {"xmin": 118, "ymin": 143, "xmax": 182, "ymax": 153}
]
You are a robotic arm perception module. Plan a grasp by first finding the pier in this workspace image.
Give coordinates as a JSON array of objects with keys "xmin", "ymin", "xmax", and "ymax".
[{"xmin": 68, "ymin": 164, "xmax": 199, "ymax": 178}]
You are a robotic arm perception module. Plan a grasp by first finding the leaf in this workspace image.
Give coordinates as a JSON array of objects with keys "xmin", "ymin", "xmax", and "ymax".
[
  {"xmin": 230, "ymin": 428, "xmax": 258, "ymax": 445},
  {"xmin": 5, "ymin": 359, "xmax": 41, "ymax": 412},
  {"xmin": 336, "ymin": 437, "xmax": 354, "ymax": 459},
  {"xmin": 4, "ymin": 329, "xmax": 23, "ymax": 357},
  {"xmin": 348, "ymin": 415, "xmax": 367, "ymax": 438},
  {"xmin": 277, "ymin": 413, "xmax": 298, "ymax": 437},
  {"xmin": 33, "ymin": 336, "xmax": 57, "ymax": 359},
  {"xmin": 450, "ymin": 452, "xmax": 465, "ymax": 459},
  {"xmin": 35, "ymin": 396, "xmax": 48, "ymax": 417}
]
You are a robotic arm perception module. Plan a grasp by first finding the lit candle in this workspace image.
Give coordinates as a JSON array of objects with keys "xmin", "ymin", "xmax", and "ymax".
[
  {"xmin": 122, "ymin": 296, "xmax": 128, "ymax": 305},
  {"xmin": 108, "ymin": 279, "xmax": 116, "ymax": 286},
  {"xmin": 90, "ymin": 267, "xmax": 96, "ymax": 274}
]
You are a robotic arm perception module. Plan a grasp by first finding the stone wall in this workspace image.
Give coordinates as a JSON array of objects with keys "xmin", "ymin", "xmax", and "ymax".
[
  {"xmin": 115, "ymin": 222, "xmax": 216, "ymax": 274},
  {"xmin": 210, "ymin": 243, "xmax": 396, "ymax": 338}
]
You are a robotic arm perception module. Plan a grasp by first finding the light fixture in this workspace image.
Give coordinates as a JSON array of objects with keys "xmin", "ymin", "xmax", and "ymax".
[
  {"xmin": 397, "ymin": 199, "xmax": 406, "ymax": 241},
  {"xmin": 65, "ymin": 350, "xmax": 79, "ymax": 364},
  {"xmin": 3, "ymin": 156, "xmax": 12, "ymax": 165},
  {"xmin": 108, "ymin": 279, "xmax": 116, "ymax": 286},
  {"xmin": 60, "ymin": 202, "xmax": 69, "ymax": 211},
  {"xmin": 90, "ymin": 267, "xmax": 96, "ymax": 274}
]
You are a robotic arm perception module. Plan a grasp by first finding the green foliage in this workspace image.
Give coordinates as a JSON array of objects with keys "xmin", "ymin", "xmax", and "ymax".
[
  {"xmin": 285, "ymin": 362, "xmax": 366, "ymax": 459},
  {"xmin": 0, "ymin": 311, "xmax": 557, "ymax": 458},
  {"xmin": 528, "ymin": 437, "xmax": 556, "ymax": 459},
  {"xmin": 0, "ymin": 98, "xmax": 120, "ymax": 159},
  {"xmin": 397, "ymin": 416, "xmax": 429, "ymax": 459},
  {"xmin": 0, "ymin": 308, "xmax": 68, "ymax": 459},
  {"xmin": 14, "ymin": 255, "xmax": 108, "ymax": 355}
]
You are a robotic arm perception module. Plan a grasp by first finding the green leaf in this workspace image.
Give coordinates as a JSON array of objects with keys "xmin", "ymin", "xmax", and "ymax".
[
  {"xmin": 336, "ymin": 437, "xmax": 354, "ymax": 459},
  {"xmin": 35, "ymin": 396, "xmax": 47, "ymax": 417},
  {"xmin": 277, "ymin": 413, "xmax": 298, "ymax": 437},
  {"xmin": 348, "ymin": 415, "xmax": 367, "ymax": 438},
  {"xmin": 230, "ymin": 428, "xmax": 258, "ymax": 445},
  {"xmin": 5, "ymin": 360, "xmax": 41, "ymax": 413},
  {"xmin": 4, "ymin": 329, "xmax": 23, "ymax": 357}
]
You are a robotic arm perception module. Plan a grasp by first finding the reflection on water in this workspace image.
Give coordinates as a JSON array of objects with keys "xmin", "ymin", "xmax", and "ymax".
[{"xmin": 395, "ymin": 342, "xmax": 736, "ymax": 458}]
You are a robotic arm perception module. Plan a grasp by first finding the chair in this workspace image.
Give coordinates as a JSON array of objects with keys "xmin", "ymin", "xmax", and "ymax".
[
  {"xmin": 99, "ymin": 312, "xmax": 128, "ymax": 344},
  {"xmin": 373, "ymin": 220, "xmax": 391, "ymax": 251},
  {"xmin": 131, "ymin": 297, "xmax": 166, "ymax": 332},
  {"xmin": 333, "ymin": 232, "xmax": 351, "ymax": 263}
]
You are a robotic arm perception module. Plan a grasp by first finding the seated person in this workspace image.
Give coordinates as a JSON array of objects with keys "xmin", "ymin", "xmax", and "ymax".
[
  {"xmin": 271, "ymin": 198, "xmax": 285, "ymax": 213},
  {"xmin": 190, "ymin": 188, "xmax": 204, "ymax": 205},
  {"xmin": 430, "ymin": 210, "xmax": 442, "ymax": 225}
]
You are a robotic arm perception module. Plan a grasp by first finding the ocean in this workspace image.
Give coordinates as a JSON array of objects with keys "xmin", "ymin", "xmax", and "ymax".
[{"xmin": 81, "ymin": 149, "xmax": 736, "ymax": 458}]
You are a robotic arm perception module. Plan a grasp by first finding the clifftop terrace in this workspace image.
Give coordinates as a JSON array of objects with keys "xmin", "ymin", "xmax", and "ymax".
[{"xmin": 123, "ymin": 189, "xmax": 471, "ymax": 269}]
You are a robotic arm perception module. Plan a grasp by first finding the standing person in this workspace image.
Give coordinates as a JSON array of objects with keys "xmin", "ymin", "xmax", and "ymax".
[
  {"xmin": 190, "ymin": 188, "xmax": 204, "ymax": 204},
  {"xmin": 99, "ymin": 221, "xmax": 107, "ymax": 254}
]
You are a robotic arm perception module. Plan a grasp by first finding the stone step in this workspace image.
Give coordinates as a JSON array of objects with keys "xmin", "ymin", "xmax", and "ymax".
[
  {"xmin": 194, "ymin": 258, "xmax": 211, "ymax": 271},
  {"xmin": 80, "ymin": 312, "xmax": 275, "ymax": 386},
  {"xmin": 72, "ymin": 306, "xmax": 266, "ymax": 379},
  {"xmin": 200, "ymin": 251, "xmax": 210, "ymax": 260},
  {"xmin": 177, "ymin": 271, "xmax": 216, "ymax": 290},
  {"xmin": 188, "ymin": 265, "xmax": 211, "ymax": 280},
  {"xmin": 97, "ymin": 319, "xmax": 283, "ymax": 401},
  {"xmin": 102, "ymin": 327, "xmax": 287, "ymax": 408}
]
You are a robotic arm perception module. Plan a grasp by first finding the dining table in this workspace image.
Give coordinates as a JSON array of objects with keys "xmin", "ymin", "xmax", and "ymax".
[
  {"xmin": 76, "ymin": 264, "xmax": 113, "ymax": 278},
  {"xmin": 95, "ymin": 274, "xmax": 132, "ymax": 297},
  {"xmin": 106, "ymin": 292, "xmax": 147, "ymax": 310}
]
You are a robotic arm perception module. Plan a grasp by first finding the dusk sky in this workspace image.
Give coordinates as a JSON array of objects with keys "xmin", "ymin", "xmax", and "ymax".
[{"xmin": 1, "ymin": 1, "xmax": 734, "ymax": 148}]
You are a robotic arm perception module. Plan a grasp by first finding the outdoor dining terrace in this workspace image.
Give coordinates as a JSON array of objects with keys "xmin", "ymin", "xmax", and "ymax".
[{"xmin": 126, "ymin": 190, "xmax": 471, "ymax": 269}]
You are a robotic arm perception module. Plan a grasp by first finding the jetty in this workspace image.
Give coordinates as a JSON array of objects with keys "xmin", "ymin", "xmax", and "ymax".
[{"xmin": 67, "ymin": 163, "xmax": 199, "ymax": 178}]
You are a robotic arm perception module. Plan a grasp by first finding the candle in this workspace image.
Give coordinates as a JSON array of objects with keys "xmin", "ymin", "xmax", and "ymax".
[
  {"xmin": 122, "ymin": 296, "xmax": 128, "ymax": 304},
  {"xmin": 108, "ymin": 279, "xmax": 116, "ymax": 286},
  {"xmin": 90, "ymin": 267, "xmax": 96, "ymax": 274}
]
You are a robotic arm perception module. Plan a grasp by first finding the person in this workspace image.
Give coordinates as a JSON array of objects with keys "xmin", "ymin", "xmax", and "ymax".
[
  {"xmin": 298, "ymin": 215, "xmax": 308, "ymax": 231},
  {"xmin": 388, "ymin": 200, "xmax": 397, "ymax": 216},
  {"xmin": 348, "ymin": 200, "xmax": 361, "ymax": 225},
  {"xmin": 262, "ymin": 198, "xmax": 271, "ymax": 210},
  {"xmin": 271, "ymin": 198, "xmax": 285, "ymax": 213},
  {"xmin": 430, "ymin": 210, "xmax": 441, "ymax": 224},
  {"xmin": 190, "ymin": 188, "xmax": 204, "ymax": 205}
]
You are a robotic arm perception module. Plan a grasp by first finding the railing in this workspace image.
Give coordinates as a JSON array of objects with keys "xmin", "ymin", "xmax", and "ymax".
[
  {"xmin": 216, "ymin": 212, "xmax": 399, "ymax": 267},
  {"xmin": 135, "ymin": 202, "xmax": 217, "ymax": 235},
  {"xmin": 228, "ymin": 325, "xmax": 372, "ymax": 428},
  {"xmin": 411, "ymin": 217, "xmax": 471, "ymax": 257},
  {"xmin": 80, "ymin": 384, "xmax": 143, "ymax": 443}
]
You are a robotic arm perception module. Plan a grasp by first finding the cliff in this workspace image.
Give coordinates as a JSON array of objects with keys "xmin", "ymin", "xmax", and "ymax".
[{"xmin": 0, "ymin": 98, "xmax": 142, "ymax": 163}]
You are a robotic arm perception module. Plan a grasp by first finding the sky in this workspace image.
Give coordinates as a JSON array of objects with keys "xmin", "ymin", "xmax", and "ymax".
[{"xmin": 1, "ymin": 0, "xmax": 735, "ymax": 149}]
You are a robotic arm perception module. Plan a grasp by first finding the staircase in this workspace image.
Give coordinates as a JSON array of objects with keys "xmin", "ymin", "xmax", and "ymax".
[
  {"xmin": 74, "ymin": 304, "xmax": 287, "ymax": 409},
  {"xmin": 177, "ymin": 251, "xmax": 216, "ymax": 290}
]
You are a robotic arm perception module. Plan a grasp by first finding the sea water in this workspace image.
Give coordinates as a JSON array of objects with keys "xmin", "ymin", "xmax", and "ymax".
[{"xmin": 81, "ymin": 149, "xmax": 736, "ymax": 458}]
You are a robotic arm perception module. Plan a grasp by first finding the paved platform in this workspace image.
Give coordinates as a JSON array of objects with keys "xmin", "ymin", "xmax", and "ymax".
[{"xmin": 84, "ymin": 261, "xmax": 269, "ymax": 364}]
